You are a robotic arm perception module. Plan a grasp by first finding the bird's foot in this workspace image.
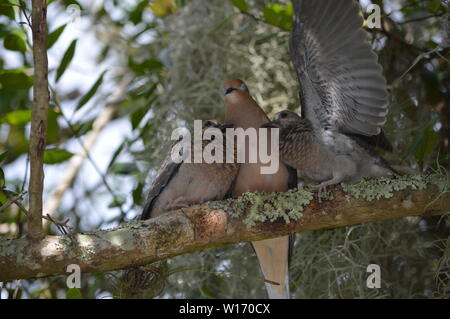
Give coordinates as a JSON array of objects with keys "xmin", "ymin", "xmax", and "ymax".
[
  {"xmin": 310, "ymin": 178, "xmax": 341, "ymax": 203},
  {"xmin": 307, "ymin": 183, "xmax": 326, "ymax": 203},
  {"xmin": 167, "ymin": 197, "xmax": 190, "ymax": 211}
]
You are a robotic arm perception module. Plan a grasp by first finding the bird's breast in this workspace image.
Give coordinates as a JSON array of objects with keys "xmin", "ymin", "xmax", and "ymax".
[{"xmin": 233, "ymin": 162, "xmax": 290, "ymax": 196}]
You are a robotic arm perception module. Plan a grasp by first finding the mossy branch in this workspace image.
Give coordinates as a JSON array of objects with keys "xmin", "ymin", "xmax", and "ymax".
[{"xmin": 0, "ymin": 174, "xmax": 449, "ymax": 282}]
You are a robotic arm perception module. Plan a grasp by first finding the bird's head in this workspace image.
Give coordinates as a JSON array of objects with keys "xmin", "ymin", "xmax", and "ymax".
[
  {"xmin": 202, "ymin": 120, "xmax": 221, "ymax": 130},
  {"xmin": 202, "ymin": 120, "xmax": 234, "ymax": 133},
  {"xmin": 223, "ymin": 79, "xmax": 250, "ymax": 102},
  {"xmin": 261, "ymin": 110, "xmax": 301, "ymax": 129}
]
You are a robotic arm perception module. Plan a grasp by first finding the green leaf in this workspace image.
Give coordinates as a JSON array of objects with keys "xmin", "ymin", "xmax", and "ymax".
[
  {"xmin": 2, "ymin": 110, "xmax": 32, "ymax": 125},
  {"xmin": 4, "ymin": 29, "xmax": 27, "ymax": 52},
  {"xmin": 107, "ymin": 141, "xmax": 125, "ymax": 171},
  {"xmin": 0, "ymin": 3, "xmax": 15, "ymax": 20},
  {"xmin": 128, "ymin": 57, "xmax": 163, "ymax": 75},
  {"xmin": 0, "ymin": 69, "xmax": 33, "ymax": 90},
  {"xmin": 427, "ymin": 0, "xmax": 442, "ymax": 13},
  {"xmin": 110, "ymin": 162, "xmax": 138, "ymax": 175},
  {"xmin": 47, "ymin": 24, "xmax": 67, "ymax": 49},
  {"xmin": 130, "ymin": 107, "xmax": 148, "ymax": 130},
  {"xmin": 0, "ymin": 151, "xmax": 8, "ymax": 164},
  {"xmin": 230, "ymin": 0, "xmax": 248, "ymax": 13},
  {"xmin": 47, "ymin": 109, "xmax": 60, "ymax": 145},
  {"xmin": 0, "ymin": 167, "xmax": 5, "ymax": 189},
  {"xmin": 132, "ymin": 181, "xmax": 144, "ymax": 205},
  {"xmin": 108, "ymin": 195, "xmax": 125, "ymax": 208},
  {"xmin": 75, "ymin": 70, "xmax": 106, "ymax": 110},
  {"xmin": 66, "ymin": 288, "xmax": 82, "ymax": 299},
  {"xmin": 43, "ymin": 149, "xmax": 74, "ymax": 164},
  {"xmin": 0, "ymin": 190, "xmax": 7, "ymax": 205},
  {"xmin": 6, "ymin": 126, "xmax": 29, "ymax": 156},
  {"xmin": 413, "ymin": 125, "xmax": 439, "ymax": 168},
  {"xmin": 129, "ymin": 0, "xmax": 147, "ymax": 24},
  {"xmin": 55, "ymin": 39, "xmax": 77, "ymax": 82},
  {"xmin": 263, "ymin": 3, "xmax": 293, "ymax": 31}
]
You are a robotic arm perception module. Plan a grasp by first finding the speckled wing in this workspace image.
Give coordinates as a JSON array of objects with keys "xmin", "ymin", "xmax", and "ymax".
[
  {"xmin": 141, "ymin": 146, "xmax": 181, "ymax": 220},
  {"xmin": 290, "ymin": 0, "xmax": 388, "ymax": 136}
]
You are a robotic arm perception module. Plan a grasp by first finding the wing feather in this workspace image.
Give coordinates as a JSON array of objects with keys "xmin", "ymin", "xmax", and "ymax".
[
  {"xmin": 141, "ymin": 148, "xmax": 181, "ymax": 220},
  {"xmin": 290, "ymin": 0, "xmax": 388, "ymax": 136}
]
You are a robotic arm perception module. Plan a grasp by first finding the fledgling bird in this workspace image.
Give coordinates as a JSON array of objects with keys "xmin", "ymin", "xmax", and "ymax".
[
  {"xmin": 122, "ymin": 120, "xmax": 239, "ymax": 298},
  {"xmin": 262, "ymin": 110, "xmax": 397, "ymax": 198},
  {"xmin": 224, "ymin": 79, "xmax": 297, "ymax": 299},
  {"xmin": 141, "ymin": 120, "xmax": 239, "ymax": 219},
  {"xmin": 272, "ymin": 0, "xmax": 398, "ymax": 198}
]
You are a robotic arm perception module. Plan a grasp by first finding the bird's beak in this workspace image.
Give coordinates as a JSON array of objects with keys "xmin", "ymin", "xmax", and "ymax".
[
  {"xmin": 224, "ymin": 87, "xmax": 237, "ymax": 95},
  {"xmin": 261, "ymin": 120, "xmax": 280, "ymax": 128},
  {"xmin": 220, "ymin": 123, "xmax": 234, "ymax": 132}
]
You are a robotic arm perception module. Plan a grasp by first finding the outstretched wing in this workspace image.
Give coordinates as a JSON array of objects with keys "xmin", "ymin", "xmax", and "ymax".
[
  {"xmin": 290, "ymin": 0, "xmax": 388, "ymax": 136},
  {"xmin": 141, "ymin": 147, "xmax": 181, "ymax": 220}
]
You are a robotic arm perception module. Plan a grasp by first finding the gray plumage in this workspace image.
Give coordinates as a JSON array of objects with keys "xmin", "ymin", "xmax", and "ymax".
[
  {"xmin": 290, "ymin": 0, "xmax": 389, "ymax": 137},
  {"xmin": 142, "ymin": 120, "xmax": 239, "ymax": 220},
  {"xmin": 263, "ymin": 111, "xmax": 396, "ymax": 197},
  {"xmin": 260, "ymin": 0, "xmax": 396, "ymax": 197}
]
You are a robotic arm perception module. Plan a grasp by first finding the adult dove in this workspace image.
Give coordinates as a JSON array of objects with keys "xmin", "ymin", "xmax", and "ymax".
[{"xmin": 224, "ymin": 79, "xmax": 297, "ymax": 299}]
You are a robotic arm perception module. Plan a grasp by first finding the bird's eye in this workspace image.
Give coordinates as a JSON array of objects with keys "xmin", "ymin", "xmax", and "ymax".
[
  {"xmin": 239, "ymin": 83, "xmax": 247, "ymax": 90},
  {"xmin": 280, "ymin": 112, "xmax": 288, "ymax": 119}
]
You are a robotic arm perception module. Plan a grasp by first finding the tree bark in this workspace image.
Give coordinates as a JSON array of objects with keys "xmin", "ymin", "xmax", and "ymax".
[
  {"xmin": 0, "ymin": 179, "xmax": 448, "ymax": 282},
  {"xmin": 28, "ymin": 0, "xmax": 49, "ymax": 237}
]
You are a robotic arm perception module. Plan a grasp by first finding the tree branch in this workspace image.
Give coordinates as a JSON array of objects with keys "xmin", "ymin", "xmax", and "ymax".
[
  {"xmin": 28, "ymin": 0, "xmax": 49, "ymax": 237},
  {"xmin": 1, "ymin": 176, "xmax": 448, "ymax": 282}
]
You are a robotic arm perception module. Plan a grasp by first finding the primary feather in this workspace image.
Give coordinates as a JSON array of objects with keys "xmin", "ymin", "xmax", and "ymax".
[{"xmin": 290, "ymin": 0, "xmax": 388, "ymax": 136}]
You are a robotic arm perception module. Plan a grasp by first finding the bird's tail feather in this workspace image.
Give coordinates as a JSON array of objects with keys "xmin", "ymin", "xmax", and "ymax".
[{"xmin": 252, "ymin": 236, "xmax": 291, "ymax": 299}]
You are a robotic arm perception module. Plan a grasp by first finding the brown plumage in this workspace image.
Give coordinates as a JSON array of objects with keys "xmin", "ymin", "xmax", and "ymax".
[
  {"xmin": 122, "ymin": 120, "xmax": 239, "ymax": 298},
  {"xmin": 262, "ymin": 110, "xmax": 396, "ymax": 198},
  {"xmin": 142, "ymin": 120, "xmax": 239, "ymax": 219},
  {"xmin": 224, "ymin": 79, "xmax": 296, "ymax": 299}
]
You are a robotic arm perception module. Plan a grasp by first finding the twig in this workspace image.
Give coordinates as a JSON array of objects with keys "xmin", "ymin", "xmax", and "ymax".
[
  {"xmin": 0, "ymin": 189, "xmax": 72, "ymax": 234},
  {"xmin": 28, "ymin": 0, "xmax": 49, "ymax": 237},
  {"xmin": 18, "ymin": 0, "xmax": 32, "ymax": 28},
  {"xmin": 0, "ymin": 191, "xmax": 27, "ymax": 213},
  {"xmin": 43, "ymin": 214, "xmax": 72, "ymax": 234},
  {"xmin": 399, "ymin": 12, "xmax": 447, "ymax": 25}
]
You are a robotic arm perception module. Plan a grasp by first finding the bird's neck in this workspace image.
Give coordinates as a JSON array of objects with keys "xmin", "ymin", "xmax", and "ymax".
[{"xmin": 225, "ymin": 99, "xmax": 269, "ymax": 128}]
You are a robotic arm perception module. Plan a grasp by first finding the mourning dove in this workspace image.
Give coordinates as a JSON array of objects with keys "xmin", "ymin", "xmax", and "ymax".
[
  {"xmin": 224, "ymin": 79, "xmax": 297, "ymax": 299},
  {"xmin": 122, "ymin": 120, "xmax": 239, "ymax": 298},
  {"xmin": 264, "ymin": 0, "xmax": 396, "ymax": 198},
  {"xmin": 142, "ymin": 120, "xmax": 239, "ymax": 219},
  {"xmin": 262, "ymin": 110, "xmax": 397, "ymax": 198}
]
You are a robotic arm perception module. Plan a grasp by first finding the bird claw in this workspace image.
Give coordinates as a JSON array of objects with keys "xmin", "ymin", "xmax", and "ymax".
[
  {"xmin": 306, "ymin": 183, "xmax": 326, "ymax": 203},
  {"xmin": 167, "ymin": 197, "xmax": 190, "ymax": 211}
]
